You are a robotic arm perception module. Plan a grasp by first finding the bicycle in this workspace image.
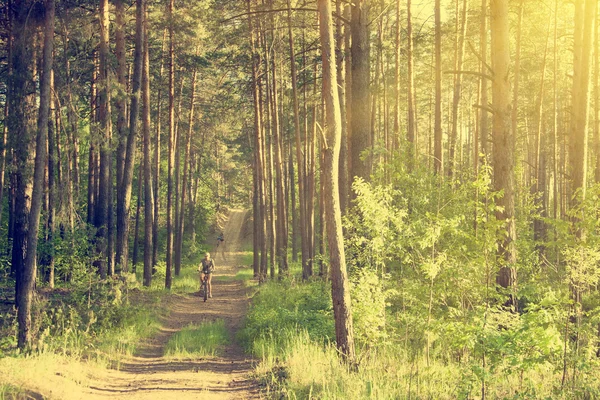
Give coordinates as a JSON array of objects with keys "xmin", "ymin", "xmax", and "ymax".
[{"xmin": 200, "ymin": 273, "xmax": 209, "ymax": 302}]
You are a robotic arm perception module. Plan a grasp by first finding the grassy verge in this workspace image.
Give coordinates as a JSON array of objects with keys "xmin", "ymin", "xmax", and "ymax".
[
  {"xmin": 240, "ymin": 277, "xmax": 578, "ymax": 399},
  {"xmin": 164, "ymin": 319, "xmax": 229, "ymax": 359}
]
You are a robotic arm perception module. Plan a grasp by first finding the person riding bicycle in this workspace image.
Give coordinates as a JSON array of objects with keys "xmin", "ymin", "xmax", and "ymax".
[
  {"xmin": 198, "ymin": 252, "xmax": 215, "ymax": 298},
  {"xmin": 216, "ymin": 233, "xmax": 224, "ymax": 247}
]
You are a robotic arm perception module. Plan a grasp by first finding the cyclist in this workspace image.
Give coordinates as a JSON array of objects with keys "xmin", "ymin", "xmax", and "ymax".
[
  {"xmin": 198, "ymin": 252, "xmax": 215, "ymax": 298},
  {"xmin": 216, "ymin": 232, "xmax": 224, "ymax": 247}
]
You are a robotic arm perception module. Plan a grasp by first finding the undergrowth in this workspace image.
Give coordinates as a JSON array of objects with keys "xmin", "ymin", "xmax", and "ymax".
[{"xmin": 240, "ymin": 277, "xmax": 595, "ymax": 399}]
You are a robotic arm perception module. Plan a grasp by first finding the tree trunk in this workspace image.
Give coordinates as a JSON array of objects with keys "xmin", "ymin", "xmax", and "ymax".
[
  {"xmin": 595, "ymin": 6, "xmax": 600, "ymax": 184},
  {"xmin": 0, "ymin": 1, "xmax": 10, "ymax": 229},
  {"xmin": 479, "ymin": 0, "xmax": 489, "ymax": 159},
  {"xmin": 117, "ymin": 0, "xmax": 143, "ymax": 274},
  {"xmin": 270, "ymin": 44, "xmax": 288, "ymax": 277},
  {"xmin": 17, "ymin": 0, "xmax": 53, "ymax": 348},
  {"xmin": 336, "ymin": 0, "xmax": 348, "ymax": 214},
  {"xmin": 142, "ymin": 0, "xmax": 153, "ymax": 287},
  {"xmin": 534, "ymin": 26, "xmax": 550, "ymax": 248},
  {"xmin": 511, "ymin": 0, "xmax": 523, "ymax": 183},
  {"xmin": 115, "ymin": 0, "xmax": 128, "ymax": 272},
  {"xmin": 175, "ymin": 55, "xmax": 198, "ymax": 276},
  {"xmin": 248, "ymin": 0, "xmax": 266, "ymax": 277},
  {"xmin": 166, "ymin": 0, "xmax": 175, "ymax": 289},
  {"xmin": 47, "ymin": 70, "xmax": 56, "ymax": 288},
  {"xmin": 394, "ymin": 0, "xmax": 401, "ymax": 152},
  {"xmin": 132, "ymin": 171, "xmax": 143, "ymax": 268},
  {"xmin": 407, "ymin": 0, "xmax": 417, "ymax": 163},
  {"xmin": 448, "ymin": 0, "xmax": 469, "ymax": 177},
  {"xmin": 286, "ymin": 0, "xmax": 308, "ymax": 275},
  {"xmin": 87, "ymin": 55, "xmax": 97, "ymax": 225},
  {"xmin": 434, "ymin": 0, "xmax": 443, "ymax": 174},
  {"xmin": 350, "ymin": 0, "xmax": 370, "ymax": 188},
  {"xmin": 115, "ymin": 0, "xmax": 127, "ymax": 200},
  {"xmin": 92, "ymin": 0, "xmax": 112, "ymax": 279},
  {"xmin": 153, "ymin": 29, "xmax": 167, "ymax": 268},
  {"xmin": 317, "ymin": 0, "xmax": 356, "ymax": 364},
  {"xmin": 570, "ymin": 0, "xmax": 597, "ymax": 205},
  {"xmin": 490, "ymin": 0, "xmax": 517, "ymax": 303}
]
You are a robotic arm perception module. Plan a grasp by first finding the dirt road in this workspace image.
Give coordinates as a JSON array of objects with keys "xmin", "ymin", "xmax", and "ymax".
[{"xmin": 86, "ymin": 209, "xmax": 259, "ymax": 399}]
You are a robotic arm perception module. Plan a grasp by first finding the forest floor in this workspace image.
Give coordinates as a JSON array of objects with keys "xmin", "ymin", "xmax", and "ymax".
[{"xmin": 80, "ymin": 209, "xmax": 260, "ymax": 399}]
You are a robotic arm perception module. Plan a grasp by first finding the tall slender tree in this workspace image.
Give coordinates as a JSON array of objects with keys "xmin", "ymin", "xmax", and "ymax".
[
  {"xmin": 318, "ymin": 0, "xmax": 356, "ymax": 363},
  {"xmin": 490, "ymin": 0, "xmax": 516, "ymax": 303},
  {"xmin": 117, "ymin": 0, "xmax": 144, "ymax": 273},
  {"xmin": 434, "ymin": 0, "xmax": 443, "ymax": 174},
  {"xmin": 166, "ymin": 0, "xmax": 175, "ymax": 289},
  {"xmin": 16, "ymin": 0, "xmax": 54, "ymax": 348},
  {"xmin": 350, "ymin": 0, "xmax": 370, "ymax": 189},
  {"xmin": 142, "ymin": 0, "xmax": 153, "ymax": 287}
]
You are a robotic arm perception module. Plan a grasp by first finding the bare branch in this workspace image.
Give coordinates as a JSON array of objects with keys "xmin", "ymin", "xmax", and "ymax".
[
  {"xmin": 444, "ymin": 69, "xmax": 494, "ymax": 81},
  {"xmin": 221, "ymin": 8, "xmax": 350, "ymax": 25}
]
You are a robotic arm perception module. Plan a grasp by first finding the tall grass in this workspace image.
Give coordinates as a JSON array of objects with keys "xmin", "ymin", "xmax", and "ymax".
[
  {"xmin": 164, "ymin": 320, "xmax": 229, "ymax": 359},
  {"xmin": 242, "ymin": 278, "xmax": 584, "ymax": 399}
]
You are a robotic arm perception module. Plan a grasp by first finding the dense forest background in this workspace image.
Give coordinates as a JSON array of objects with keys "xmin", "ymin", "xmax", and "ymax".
[{"xmin": 1, "ymin": 0, "xmax": 600, "ymax": 397}]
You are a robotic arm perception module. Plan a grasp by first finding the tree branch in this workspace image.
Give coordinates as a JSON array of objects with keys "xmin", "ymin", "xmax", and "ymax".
[
  {"xmin": 221, "ymin": 8, "xmax": 350, "ymax": 25},
  {"xmin": 444, "ymin": 69, "xmax": 494, "ymax": 81},
  {"xmin": 467, "ymin": 41, "xmax": 493, "ymax": 75},
  {"xmin": 472, "ymin": 103, "xmax": 495, "ymax": 115}
]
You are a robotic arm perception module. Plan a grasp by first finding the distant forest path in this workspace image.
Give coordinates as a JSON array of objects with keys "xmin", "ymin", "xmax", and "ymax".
[{"xmin": 86, "ymin": 209, "xmax": 259, "ymax": 399}]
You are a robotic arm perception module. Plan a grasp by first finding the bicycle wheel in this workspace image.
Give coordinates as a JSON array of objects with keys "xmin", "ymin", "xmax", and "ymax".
[{"xmin": 203, "ymin": 279, "xmax": 208, "ymax": 302}]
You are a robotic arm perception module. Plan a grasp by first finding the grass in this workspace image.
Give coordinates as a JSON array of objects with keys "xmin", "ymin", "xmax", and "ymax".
[
  {"xmin": 93, "ymin": 303, "xmax": 162, "ymax": 368},
  {"xmin": 0, "ymin": 245, "xmax": 248, "ymax": 398},
  {"xmin": 164, "ymin": 319, "xmax": 229, "ymax": 359},
  {"xmin": 0, "ymin": 353, "xmax": 98, "ymax": 399},
  {"xmin": 241, "ymin": 275, "xmax": 591, "ymax": 399}
]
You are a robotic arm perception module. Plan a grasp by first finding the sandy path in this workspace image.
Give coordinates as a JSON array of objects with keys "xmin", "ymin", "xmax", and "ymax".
[{"xmin": 84, "ymin": 209, "xmax": 260, "ymax": 400}]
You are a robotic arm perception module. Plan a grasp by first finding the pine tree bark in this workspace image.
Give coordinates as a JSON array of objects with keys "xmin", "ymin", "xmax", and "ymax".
[
  {"xmin": 434, "ymin": 0, "xmax": 443, "ymax": 174},
  {"xmin": 248, "ymin": 1, "xmax": 267, "ymax": 278},
  {"xmin": 350, "ymin": 0, "xmax": 370, "ymax": 188},
  {"xmin": 595, "ymin": 7, "xmax": 600, "ymax": 184},
  {"xmin": 117, "ymin": 0, "xmax": 143, "ymax": 273},
  {"xmin": 448, "ymin": 0, "xmax": 468, "ymax": 177},
  {"xmin": 17, "ymin": 0, "xmax": 54, "ymax": 348},
  {"xmin": 115, "ymin": 0, "xmax": 128, "ymax": 271},
  {"xmin": 132, "ymin": 171, "xmax": 142, "ymax": 268},
  {"xmin": 94, "ymin": 0, "xmax": 113, "ymax": 279},
  {"xmin": 407, "ymin": 0, "xmax": 416, "ymax": 161},
  {"xmin": 87, "ymin": 54, "xmax": 97, "ymax": 225},
  {"xmin": 286, "ymin": 0, "xmax": 308, "ymax": 275},
  {"xmin": 270, "ymin": 45, "xmax": 288, "ymax": 277},
  {"xmin": 478, "ymin": 0, "xmax": 489, "ymax": 159},
  {"xmin": 175, "ymin": 57, "xmax": 198, "ymax": 276},
  {"xmin": 317, "ymin": 0, "xmax": 356, "ymax": 363},
  {"xmin": 570, "ymin": 0, "xmax": 597, "ymax": 204},
  {"xmin": 47, "ymin": 70, "xmax": 56, "ymax": 288},
  {"xmin": 166, "ymin": 0, "xmax": 175, "ymax": 289},
  {"xmin": 336, "ymin": 0, "xmax": 348, "ymax": 214},
  {"xmin": 394, "ymin": 0, "xmax": 401, "ymax": 151},
  {"xmin": 0, "ymin": 2, "xmax": 11, "ymax": 230},
  {"xmin": 490, "ymin": 0, "xmax": 517, "ymax": 300},
  {"xmin": 115, "ymin": 0, "xmax": 127, "ymax": 197},
  {"xmin": 142, "ymin": 0, "xmax": 154, "ymax": 287},
  {"xmin": 153, "ymin": 30, "xmax": 167, "ymax": 268},
  {"xmin": 511, "ymin": 0, "xmax": 523, "ymax": 183}
]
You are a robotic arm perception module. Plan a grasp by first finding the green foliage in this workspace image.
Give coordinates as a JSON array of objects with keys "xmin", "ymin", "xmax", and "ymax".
[
  {"xmin": 350, "ymin": 272, "xmax": 388, "ymax": 346},
  {"xmin": 0, "ymin": 278, "xmax": 162, "ymax": 367},
  {"xmin": 239, "ymin": 280, "xmax": 334, "ymax": 356},
  {"xmin": 164, "ymin": 320, "xmax": 229, "ymax": 359}
]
